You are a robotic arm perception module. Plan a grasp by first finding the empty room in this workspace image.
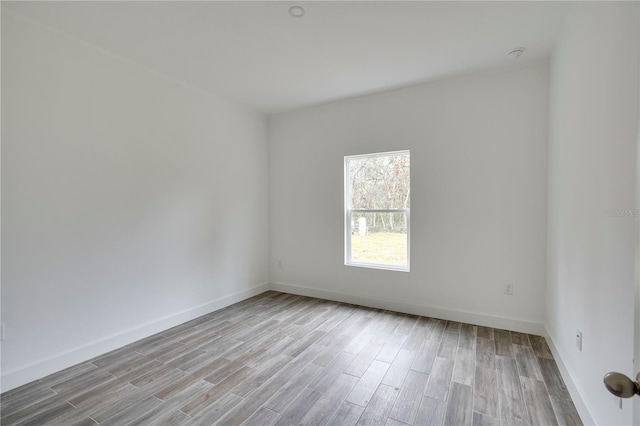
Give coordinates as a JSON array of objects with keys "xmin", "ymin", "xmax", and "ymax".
[{"xmin": 2, "ymin": 1, "xmax": 639, "ymax": 425}]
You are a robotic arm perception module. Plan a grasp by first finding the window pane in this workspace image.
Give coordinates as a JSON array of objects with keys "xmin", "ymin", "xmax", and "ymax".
[
  {"xmin": 350, "ymin": 212, "xmax": 408, "ymax": 266},
  {"xmin": 348, "ymin": 153, "xmax": 410, "ymax": 210}
]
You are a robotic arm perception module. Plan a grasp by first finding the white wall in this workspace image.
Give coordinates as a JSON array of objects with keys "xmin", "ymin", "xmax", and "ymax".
[
  {"xmin": 269, "ymin": 64, "xmax": 549, "ymax": 331},
  {"xmin": 547, "ymin": 3, "xmax": 639, "ymax": 425},
  {"xmin": 1, "ymin": 11, "xmax": 269, "ymax": 391}
]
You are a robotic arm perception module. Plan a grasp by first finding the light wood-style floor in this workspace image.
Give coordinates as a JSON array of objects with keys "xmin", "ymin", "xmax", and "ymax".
[{"xmin": 1, "ymin": 291, "xmax": 582, "ymax": 426}]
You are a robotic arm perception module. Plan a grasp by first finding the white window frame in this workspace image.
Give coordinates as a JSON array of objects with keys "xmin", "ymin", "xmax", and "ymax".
[{"xmin": 344, "ymin": 150, "xmax": 410, "ymax": 272}]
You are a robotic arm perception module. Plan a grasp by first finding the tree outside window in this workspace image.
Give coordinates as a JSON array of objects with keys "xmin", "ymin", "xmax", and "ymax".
[{"xmin": 345, "ymin": 151, "xmax": 410, "ymax": 271}]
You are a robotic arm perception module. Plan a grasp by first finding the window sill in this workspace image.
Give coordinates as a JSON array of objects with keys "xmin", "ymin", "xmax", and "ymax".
[{"xmin": 345, "ymin": 262, "xmax": 410, "ymax": 272}]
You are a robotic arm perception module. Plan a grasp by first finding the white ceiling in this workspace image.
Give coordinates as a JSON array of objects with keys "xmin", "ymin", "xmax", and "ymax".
[{"xmin": 3, "ymin": 1, "xmax": 571, "ymax": 115}]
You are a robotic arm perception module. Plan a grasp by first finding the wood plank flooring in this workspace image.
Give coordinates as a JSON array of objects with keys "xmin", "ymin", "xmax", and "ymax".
[{"xmin": 0, "ymin": 291, "xmax": 582, "ymax": 425}]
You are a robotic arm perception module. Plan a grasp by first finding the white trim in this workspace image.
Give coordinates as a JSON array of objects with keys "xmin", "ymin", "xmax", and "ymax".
[
  {"xmin": 1, "ymin": 283, "xmax": 271, "ymax": 393},
  {"xmin": 270, "ymin": 281, "xmax": 544, "ymax": 335},
  {"xmin": 345, "ymin": 149, "xmax": 411, "ymax": 161},
  {"xmin": 344, "ymin": 150, "xmax": 411, "ymax": 272},
  {"xmin": 5, "ymin": 277, "xmax": 587, "ymax": 426},
  {"xmin": 346, "ymin": 261, "xmax": 410, "ymax": 273},
  {"xmin": 344, "ymin": 155, "xmax": 351, "ymax": 265},
  {"xmin": 543, "ymin": 327, "xmax": 596, "ymax": 425},
  {"xmin": 350, "ymin": 209, "xmax": 410, "ymax": 213}
]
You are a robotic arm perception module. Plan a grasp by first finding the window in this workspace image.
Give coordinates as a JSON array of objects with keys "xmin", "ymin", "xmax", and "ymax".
[{"xmin": 345, "ymin": 150, "xmax": 410, "ymax": 271}]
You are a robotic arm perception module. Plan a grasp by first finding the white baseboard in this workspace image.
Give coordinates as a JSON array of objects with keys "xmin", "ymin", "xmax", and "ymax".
[
  {"xmin": 1, "ymin": 283, "xmax": 270, "ymax": 393},
  {"xmin": 1, "ymin": 280, "xmax": 548, "ymax": 394},
  {"xmin": 543, "ymin": 328, "xmax": 596, "ymax": 425},
  {"xmin": 270, "ymin": 281, "xmax": 545, "ymax": 335}
]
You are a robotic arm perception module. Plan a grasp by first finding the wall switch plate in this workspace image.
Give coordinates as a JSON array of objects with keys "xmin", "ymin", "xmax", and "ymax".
[
  {"xmin": 576, "ymin": 329, "xmax": 582, "ymax": 351},
  {"xmin": 504, "ymin": 284, "xmax": 514, "ymax": 295}
]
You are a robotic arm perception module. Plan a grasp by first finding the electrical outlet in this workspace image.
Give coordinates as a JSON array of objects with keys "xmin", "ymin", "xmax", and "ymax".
[
  {"xmin": 277, "ymin": 260, "xmax": 283, "ymax": 269},
  {"xmin": 576, "ymin": 329, "xmax": 582, "ymax": 351},
  {"xmin": 504, "ymin": 284, "xmax": 514, "ymax": 295}
]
